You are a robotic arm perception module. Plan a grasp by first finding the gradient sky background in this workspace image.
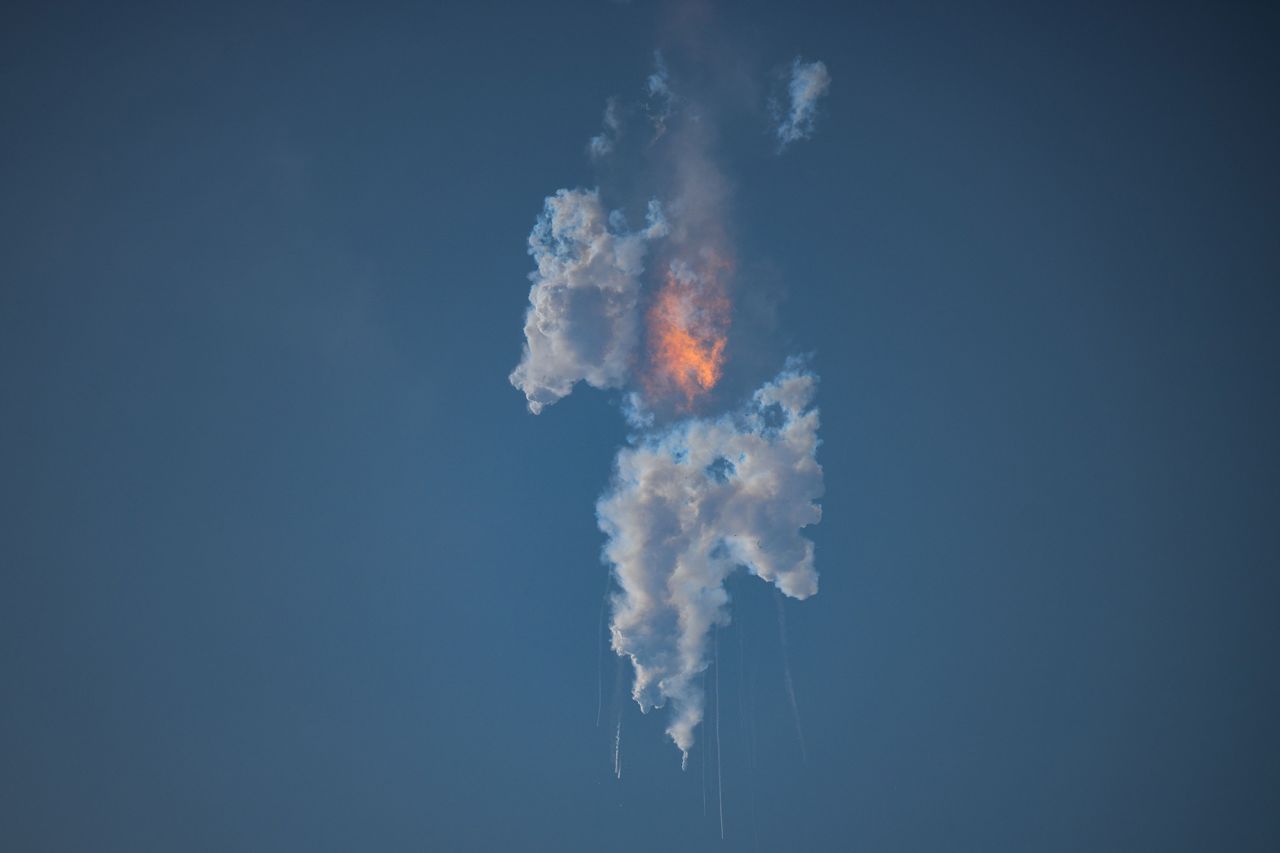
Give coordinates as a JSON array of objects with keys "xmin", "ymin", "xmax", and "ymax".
[{"xmin": 3, "ymin": 1, "xmax": 1279, "ymax": 850}]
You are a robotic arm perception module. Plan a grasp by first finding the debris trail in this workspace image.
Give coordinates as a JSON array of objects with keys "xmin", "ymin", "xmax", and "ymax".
[
  {"xmin": 749, "ymin": 662, "xmax": 758, "ymax": 770},
  {"xmin": 701, "ymin": 668, "xmax": 708, "ymax": 817},
  {"xmin": 738, "ymin": 612, "xmax": 749, "ymax": 751},
  {"xmin": 508, "ymin": 46, "xmax": 832, "ymax": 774},
  {"xmin": 715, "ymin": 628, "xmax": 725, "ymax": 841},
  {"xmin": 612, "ymin": 653, "xmax": 626, "ymax": 779},
  {"xmin": 596, "ymin": 576, "xmax": 610, "ymax": 728},
  {"xmin": 777, "ymin": 592, "xmax": 808, "ymax": 765},
  {"xmin": 739, "ymin": 615, "xmax": 760, "ymax": 849},
  {"xmin": 614, "ymin": 714, "xmax": 623, "ymax": 779}
]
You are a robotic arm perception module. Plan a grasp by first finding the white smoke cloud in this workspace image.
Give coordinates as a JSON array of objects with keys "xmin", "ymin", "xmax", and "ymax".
[
  {"xmin": 774, "ymin": 58, "xmax": 831, "ymax": 150},
  {"xmin": 510, "ymin": 189, "xmax": 668, "ymax": 414},
  {"xmin": 598, "ymin": 363, "xmax": 823, "ymax": 758}
]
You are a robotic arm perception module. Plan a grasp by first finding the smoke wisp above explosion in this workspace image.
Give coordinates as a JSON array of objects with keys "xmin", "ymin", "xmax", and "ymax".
[{"xmin": 510, "ymin": 39, "xmax": 831, "ymax": 763}]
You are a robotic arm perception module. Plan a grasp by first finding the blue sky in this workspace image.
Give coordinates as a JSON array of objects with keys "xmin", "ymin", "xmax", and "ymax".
[{"xmin": 2, "ymin": 2, "xmax": 1278, "ymax": 850}]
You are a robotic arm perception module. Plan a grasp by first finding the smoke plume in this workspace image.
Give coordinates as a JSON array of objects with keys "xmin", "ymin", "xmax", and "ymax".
[{"xmin": 510, "ymin": 39, "xmax": 830, "ymax": 764}]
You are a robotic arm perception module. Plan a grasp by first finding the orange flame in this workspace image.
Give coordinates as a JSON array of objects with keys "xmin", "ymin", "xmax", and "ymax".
[{"xmin": 645, "ymin": 253, "xmax": 731, "ymax": 408}]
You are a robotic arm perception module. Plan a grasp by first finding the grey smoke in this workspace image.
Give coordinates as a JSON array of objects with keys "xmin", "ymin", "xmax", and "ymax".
[{"xmin": 776, "ymin": 591, "xmax": 808, "ymax": 764}]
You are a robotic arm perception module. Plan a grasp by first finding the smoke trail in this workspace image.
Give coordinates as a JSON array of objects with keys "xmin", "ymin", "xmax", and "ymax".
[
  {"xmin": 715, "ymin": 628, "xmax": 725, "ymax": 841},
  {"xmin": 776, "ymin": 591, "xmax": 808, "ymax": 765},
  {"xmin": 611, "ymin": 651, "xmax": 626, "ymax": 779},
  {"xmin": 701, "ymin": 667, "xmax": 708, "ymax": 817},
  {"xmin": 614, "ymin": 714, "xmax": 623, "ymax": 780},
  {"xmin": 738, "ymin": 606, "xmax": 748, "ymax": 750},
  {"xmin": 596, "ymin": 573, "xmax": 611, "ymax": 728},
  {"xmin": 596, "ymin": 596, "xmax": 604, "ymax": 728},
  {"xmin": 738, "ymin": 613, "xmax": 759, "ymax": 848},
  {"xmin": 749, "ymin": 649, "xmax": 758, "ymax": 770}
]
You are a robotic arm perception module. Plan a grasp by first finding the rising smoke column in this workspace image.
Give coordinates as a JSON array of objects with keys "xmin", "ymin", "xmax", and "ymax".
[{"xmin": 510, "ymin": 44, "xmax": 829, "ymax": 765}]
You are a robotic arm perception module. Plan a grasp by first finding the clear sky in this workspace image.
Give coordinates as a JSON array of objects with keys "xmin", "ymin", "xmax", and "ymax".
[{"xmin": 2, "ymin": 1, "xmax": 1278, "ymax": 850}]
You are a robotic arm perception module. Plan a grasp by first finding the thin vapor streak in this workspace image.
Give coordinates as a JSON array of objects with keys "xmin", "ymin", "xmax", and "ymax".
[
  {"xmin": 612, "ymin": 653, "xmax": 626, "ymax": 779},
  {"xmin": 738, "ymin": 612, "xmax": 748, "ymax": 751},
  {"xmin": 739, "ymin": 616, "xmax": 759, "ymax": 848},
  {"xmin": 777, "ymin": 592, "xmax": 808, "ymax": 765},
  {"xmin": 596, "ymin": 577, "xmax": 610, "ymax": 728},
  {"xmin": 701, "ymin": 668, "xmax": 708, "ymax": 817},
  {"xmin": 715, "ymin": 629, "xmax": 725, "ymax": 841},
  {"xmin": 614, "ymin": 715, "xmax": 623, "ymax": 780}
]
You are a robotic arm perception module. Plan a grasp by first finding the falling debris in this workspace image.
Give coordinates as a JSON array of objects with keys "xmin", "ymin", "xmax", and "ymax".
[
  {"xmin": 612, "ymin": 652, "xmax": 626, "ymax": 779},
  {"xmin": 701, "ymin": 667, "xmax": 708, "ymax": 816},
  {"xmin": 596, "ymin": 577, "xmax": 610, "ymax": 728},
  {"xmin": 777, "ymin": 591, "xmax": 809, "ymax": 765},
  {"xmin": 715, "ymin": 629, "xmax": 725, "ymax": 841},
  {"xmin": 614, "ymin": 714, "xmax": 623, "ymax": 780}
]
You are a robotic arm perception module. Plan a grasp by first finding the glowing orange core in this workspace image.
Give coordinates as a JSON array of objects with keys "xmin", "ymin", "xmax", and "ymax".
[{"xmin": 645, "ymin": 256, "xmax": 731, "ymax": 408}]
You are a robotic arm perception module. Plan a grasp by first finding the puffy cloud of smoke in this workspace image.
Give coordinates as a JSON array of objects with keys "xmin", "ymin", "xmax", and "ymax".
[
  {"xmin": 774, "ymin": 58, "xmax": 831, "ymax": 150},
  {"xmin": 509, "ymin": 189, "xmax": 668, "ymax": 414},
  {"xmin": 598, "ymin": 363, "xmax": 823, "ymax": 758}
]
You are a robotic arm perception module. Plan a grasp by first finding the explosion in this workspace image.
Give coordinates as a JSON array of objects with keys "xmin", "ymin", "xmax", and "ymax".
[
  {"xmin": 509, "ymin": 43, "xmax": 831, "ymax": 777},
  {"xmin": 645, "ymin": 253, "xmax": 731, "ymax": 408}
]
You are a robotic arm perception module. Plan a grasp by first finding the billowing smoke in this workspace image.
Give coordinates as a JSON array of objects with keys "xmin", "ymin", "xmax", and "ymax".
[
  {"xmin": 598, "ymin": 364, "xmax": 822, "ymax": 760},
  {"xmin": 509, "ymin": 190, "xmax": 668, "ymax": 414},
  {"xmin": 510, "ymin": 41, "xmax": 830, "ymax": 763},
  {"xmin": 774, "ymin": 58, "xmax": 831, "ymax": 150}
]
